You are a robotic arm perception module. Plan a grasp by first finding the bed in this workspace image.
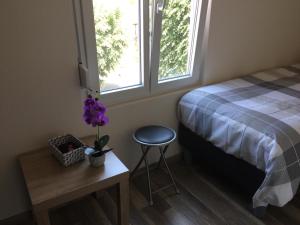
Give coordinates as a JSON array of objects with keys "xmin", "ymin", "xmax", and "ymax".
[{"xmin": 178, "ymin": 64, "xmax": 300, "ymax": 212}]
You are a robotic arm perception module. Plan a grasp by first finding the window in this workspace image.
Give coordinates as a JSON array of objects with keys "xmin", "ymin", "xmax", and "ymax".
[{"xmin": 74, "ymin": 0, "xmax": 210, "ymax": 104}]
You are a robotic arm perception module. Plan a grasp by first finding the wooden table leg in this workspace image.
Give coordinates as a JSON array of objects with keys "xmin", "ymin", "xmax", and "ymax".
[
  {"xmin": 34, "ymin": 209, "xmax": 51, "ymax": 225},
  {"xmin": 118, "ymin": 178, "xmax": 129, "ymax": 225}
]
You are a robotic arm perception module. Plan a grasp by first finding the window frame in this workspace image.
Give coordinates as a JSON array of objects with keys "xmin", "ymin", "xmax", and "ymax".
[{"xmin": 74, "ymin": 0, "xmax": 209, "ymax": 105}]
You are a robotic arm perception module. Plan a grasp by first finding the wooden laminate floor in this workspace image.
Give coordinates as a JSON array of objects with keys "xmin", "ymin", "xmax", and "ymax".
[
  {"xmin": 12, "ymin": 161, "xmax": 300, "ymax": 225},
  {"xmin": 129, "ymin": 162, "xmax": 300, "ymax": 225}
]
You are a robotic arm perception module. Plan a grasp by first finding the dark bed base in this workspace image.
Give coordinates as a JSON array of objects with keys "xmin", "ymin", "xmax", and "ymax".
[{"xmin": 178, "ymin": 123, "xmax": 266, "ymax": 199}]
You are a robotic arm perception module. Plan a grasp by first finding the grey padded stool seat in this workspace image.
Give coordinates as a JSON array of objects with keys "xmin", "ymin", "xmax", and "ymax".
[{"xmin": 131, "ymin": 125, "xmax": 180, "ymax": 205}]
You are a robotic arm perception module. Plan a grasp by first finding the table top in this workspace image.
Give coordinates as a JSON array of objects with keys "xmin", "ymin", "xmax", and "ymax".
[{"xmin": 19, "ymin": 136, "xmax": 129, "ymax": 208}]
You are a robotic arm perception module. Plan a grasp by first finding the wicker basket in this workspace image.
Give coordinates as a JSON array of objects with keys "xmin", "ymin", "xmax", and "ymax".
[{"xmin": 48, "ymin": 134, "xmax": 85, "ymax": 167}]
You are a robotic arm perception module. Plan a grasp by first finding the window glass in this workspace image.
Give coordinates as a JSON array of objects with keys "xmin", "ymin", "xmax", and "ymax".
[
  {"xmin": 93, "ymin": 0, "xmax": 141, "ymax": 93},
  {"xmin": 158, "ymin": 0, "xmax": 192, "ymax": 81}
]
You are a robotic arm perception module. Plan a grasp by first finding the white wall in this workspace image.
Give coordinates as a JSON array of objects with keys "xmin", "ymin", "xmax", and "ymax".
[
  {"xmin": 204, "ymin": 0, "xmax": 300, "ymax": 84},
  {"xmin": 0, "ymin": 0, "xmax": 300, "ymax": 220}
]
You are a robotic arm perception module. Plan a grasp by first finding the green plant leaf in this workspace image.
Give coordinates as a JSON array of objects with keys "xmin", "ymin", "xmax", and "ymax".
[{"xmin": 97, "ymin": 135, "xmax": 110, "ymax": 150}]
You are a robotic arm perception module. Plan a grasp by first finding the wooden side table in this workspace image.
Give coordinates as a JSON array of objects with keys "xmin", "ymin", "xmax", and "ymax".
[{"xmin": 19, "ymin": 136, "xmax": 129, "ymax": 225}]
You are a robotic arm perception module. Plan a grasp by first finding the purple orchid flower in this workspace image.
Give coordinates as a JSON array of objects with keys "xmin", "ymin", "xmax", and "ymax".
[
  {"xmin": 83, "ymin": 95, "xmax": 109, "ymax": 127},
  {"xmin": 83, "ymin": 95, "xmax": 110, "ymax": 153}
]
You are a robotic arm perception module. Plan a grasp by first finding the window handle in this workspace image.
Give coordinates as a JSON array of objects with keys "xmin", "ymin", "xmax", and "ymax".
[{"xmin": 156, "ymin": 0, "xmax": 165, "ymax": 14}]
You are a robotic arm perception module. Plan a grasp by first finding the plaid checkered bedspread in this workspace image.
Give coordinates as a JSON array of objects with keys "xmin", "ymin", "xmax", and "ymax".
[{"xmin": 178, "ymin": 64, "xmax": 300, "ymax": 208}]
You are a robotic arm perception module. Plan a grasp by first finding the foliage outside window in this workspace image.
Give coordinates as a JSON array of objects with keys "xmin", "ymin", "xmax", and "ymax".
[
  {"xmin": 94, "ymin": 0, "xmax": 191, "ymax": 81},
  {"xmin": 159, "ymin": 0, "xmax": 191, "ymax": 79},
  {"xmin": 94, "ymin": 7, "xmax": 127, "ymax": 78}
]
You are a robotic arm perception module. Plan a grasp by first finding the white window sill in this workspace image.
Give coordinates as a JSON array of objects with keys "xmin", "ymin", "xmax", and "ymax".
[{"xmin": 97, "ymin": 82, "xmax": 201, "ymax": 107}]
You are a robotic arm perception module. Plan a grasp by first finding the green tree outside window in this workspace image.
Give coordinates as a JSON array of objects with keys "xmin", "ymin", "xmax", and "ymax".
[
  {"xmin": 94, "ymin": 0, "xmax": 191, "ymax": 80},
  {"xmin": 94, "ymin": 8, "xmax": 127, "ymax": 77},
  {"xmin": 159, "ymin": 0, "xmax": 191, "ymax": 79}
]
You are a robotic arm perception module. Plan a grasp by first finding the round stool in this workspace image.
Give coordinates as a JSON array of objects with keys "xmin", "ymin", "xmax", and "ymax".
[{"xmin": 131, "ymin": 125, "xmax": 179, "ymax": 205}]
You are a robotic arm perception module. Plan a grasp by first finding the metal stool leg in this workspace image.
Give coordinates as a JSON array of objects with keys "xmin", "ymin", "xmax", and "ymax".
[
  {"xmin": 159, "ymin": 146, "xmax": 180, "ymax": 194},
  {"xmin": 156, "ymin": 145, "xmax": 169, "ymax": 169},
  {"xmin": 142, "ymin": 145, "xmax": 154, "ymax": 205},
  {"xmin": 130, "ymin": 146, "xmax": 150, "ymax": 178}
]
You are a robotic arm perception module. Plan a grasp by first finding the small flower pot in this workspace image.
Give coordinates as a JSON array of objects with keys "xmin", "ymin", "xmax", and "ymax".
[
  {"xmin": 88, "ymin": 152, "xmax": 105, "ymax": 167},
  {"xmin": 84, "ymin": 147, "xmax": 106, "ymax": 167}
]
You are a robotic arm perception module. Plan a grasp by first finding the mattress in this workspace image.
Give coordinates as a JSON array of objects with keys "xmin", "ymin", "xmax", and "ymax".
[{"xmin": 178, "ymin": 64, "xmax": 300, "ymax": 208}]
